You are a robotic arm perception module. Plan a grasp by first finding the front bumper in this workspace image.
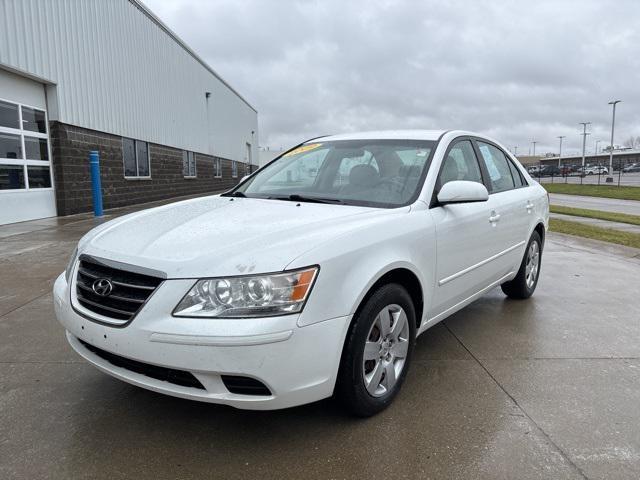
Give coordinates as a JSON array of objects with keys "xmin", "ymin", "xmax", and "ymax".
[{"xmin": 53, "ymin": 273, "xmax": 351, "ymax": 410}]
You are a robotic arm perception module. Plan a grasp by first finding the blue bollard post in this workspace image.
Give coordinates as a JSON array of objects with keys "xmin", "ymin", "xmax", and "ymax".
[{"xmin": 89, "ymin": 150, "xmax": 103, "ymax": 217}]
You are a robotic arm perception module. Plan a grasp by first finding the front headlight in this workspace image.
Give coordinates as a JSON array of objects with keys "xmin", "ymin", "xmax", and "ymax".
[
  {"xmin": 173, "ymin": 266, "xmax": 319, "ymax": 318},
  {"xmin": 64, "ymin": 246, "xmax": 79, "ymax": 283}
]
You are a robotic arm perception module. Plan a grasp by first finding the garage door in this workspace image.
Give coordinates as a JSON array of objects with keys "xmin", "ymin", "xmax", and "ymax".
[{"xmin": 0, "ymin": 70, "xmax": 55, "ymax": 225}]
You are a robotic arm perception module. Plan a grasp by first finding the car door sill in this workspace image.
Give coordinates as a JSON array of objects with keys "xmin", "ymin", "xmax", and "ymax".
[
  {"xmin": 438, "ymin": 241, "xmax": 525, "ymax": 286},
  {"xmin": 421, "ymin": 271, "xmax": 515, "ymax": 333}
]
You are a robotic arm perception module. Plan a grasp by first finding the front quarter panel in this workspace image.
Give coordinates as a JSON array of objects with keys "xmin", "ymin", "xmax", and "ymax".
[{"xmin": 289, "ymin": 203, "xmax": 436, "ymax": 327}]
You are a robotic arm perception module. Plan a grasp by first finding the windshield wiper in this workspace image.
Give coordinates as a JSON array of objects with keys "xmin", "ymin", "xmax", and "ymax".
[
  {"xmin": 222, "ymin": 191, "xmax": 246, "ymax": 197},
  {"xmin": 268, "ymin": 194, "xmax": 345, "ymax": 204}
]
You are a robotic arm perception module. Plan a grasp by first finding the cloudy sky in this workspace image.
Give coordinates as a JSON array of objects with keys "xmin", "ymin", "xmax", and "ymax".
[{"xmin": 144, "ymin": 0, "xmax": 640, "ymax": 156}]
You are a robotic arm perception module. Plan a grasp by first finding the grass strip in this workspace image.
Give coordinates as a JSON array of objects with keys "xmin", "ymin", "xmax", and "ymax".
[
  {"xmin": 550, "ymin": 205, "xmax": 640, "ymax": 226},
  {"xmin": 543, "ymin": 183, "xmax": 640, "ymax": 201},
  {"xmin": 549, "ymin": 218, "xmax": 640, "ymax": 249}
]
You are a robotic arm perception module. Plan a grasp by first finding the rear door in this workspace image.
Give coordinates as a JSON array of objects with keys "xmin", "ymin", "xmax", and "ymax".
[
  {"xmin": 475, "ymin": 141, "xmax": 530, "ymax": 276},
  {"xmin": 429, "ymin": 139, "xmax": 497, "ymax": 319}
]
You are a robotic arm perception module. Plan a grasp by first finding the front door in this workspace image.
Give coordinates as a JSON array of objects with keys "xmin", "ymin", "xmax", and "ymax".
[{"xmin": 429, "ymin": 139, "xmax": 498, "ymax": 319}]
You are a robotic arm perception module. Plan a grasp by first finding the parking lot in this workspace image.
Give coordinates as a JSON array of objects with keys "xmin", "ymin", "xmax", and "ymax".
[
  {"xmin": 2, "ymin": 201, "xmax": 640, "ymax": 480},
  {"xmin": 537, "ymin": 172, "xmax": 640, "ymax": 187}
]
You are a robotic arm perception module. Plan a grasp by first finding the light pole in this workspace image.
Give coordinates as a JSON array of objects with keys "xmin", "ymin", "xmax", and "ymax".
[
  {"xmin": 557, "ymin": 136, "xmax": 565, "ymax": 167},
  {"xmin": 513, "ymin": 146, "xmax": 518, "ymax": 157},
  {"xmin": 579, "ymin": 122, "xmax": 591, "ymax": 168},
  {"xmin": 595, "ymin": 140, "xmax": 601, "ymax": 155},
  {"xmin": 607, "ymin": 100, "xmax": 621, "ymax": 182},
  {"xmin": 532, "ymin": 140, "xmax": 537, "ymax": 157}
]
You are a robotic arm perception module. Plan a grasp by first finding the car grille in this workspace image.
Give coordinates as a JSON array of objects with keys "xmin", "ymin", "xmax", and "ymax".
[
  {"xmin": 75, "ymin": 257, "xmax": 163, "ymax": 324},
  {"xmin": 78, "ymin": 339, "xmax": 205, "ymax": 390}
]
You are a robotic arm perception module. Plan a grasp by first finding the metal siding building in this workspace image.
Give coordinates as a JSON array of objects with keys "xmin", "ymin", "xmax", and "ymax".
[{"xmin": 0, "ymin": 0, "xmax": 258, "ymax": 225}]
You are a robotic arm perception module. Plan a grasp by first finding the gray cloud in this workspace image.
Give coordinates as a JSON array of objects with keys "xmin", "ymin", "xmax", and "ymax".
[{"xmin": 144, "ymin": 0, "xmax": 640, "ymax": 155}]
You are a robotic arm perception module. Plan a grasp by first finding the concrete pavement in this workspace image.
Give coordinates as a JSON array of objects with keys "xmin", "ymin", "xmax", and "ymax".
[
  {"xmin": 549, "ymin": 193, "xmax": 640, "ymax": 216},
  {"xmin": 2, "ymin": 204, "xmax": 640, "ymax": 479}
]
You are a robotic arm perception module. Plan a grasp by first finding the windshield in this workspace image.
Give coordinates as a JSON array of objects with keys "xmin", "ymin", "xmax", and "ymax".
[{"xmin": 230, "ymin": 139, "xmax": 436, "ymax": 207}]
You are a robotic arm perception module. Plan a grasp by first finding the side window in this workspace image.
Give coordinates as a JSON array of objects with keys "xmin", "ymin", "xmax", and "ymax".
[
  {"xmin": 507, "ymin": 159, "xmax": 525, "ymax": 187},
  {"xmin": 438, "ymin": 140, "xmax": 483, "ymax": 187},
  {"xmin": 477, "ymin": 142, "xmax": 515, "ymax": 193}
]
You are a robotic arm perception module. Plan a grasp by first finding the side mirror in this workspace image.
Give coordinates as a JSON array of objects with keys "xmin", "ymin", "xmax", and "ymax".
[{"xmin": 437, "ymin": 180, "xmax": 488, "ymax": 205}]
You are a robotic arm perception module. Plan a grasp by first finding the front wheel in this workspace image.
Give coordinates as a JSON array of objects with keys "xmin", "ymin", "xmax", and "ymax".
[
  {"xmin": 501, "ymin": 231, "xmax": 542, "ymax": 299},
  {"xmin": 336, "ymin": 283, "xmax": 416, "ymax": 417}
]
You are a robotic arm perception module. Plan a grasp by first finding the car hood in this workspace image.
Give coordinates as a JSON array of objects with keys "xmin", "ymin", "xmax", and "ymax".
[{"xmin": 80, "ymin": 195, "xmax": 407, "ymax": 278}]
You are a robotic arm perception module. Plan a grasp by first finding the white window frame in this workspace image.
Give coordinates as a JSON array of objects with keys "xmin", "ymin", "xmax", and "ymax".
[
  {"xmin": 215, "ymin": 158, "xmax": 222, "ymax": 178},
  {"xmin": 123, "ymin": 138, "xmax": 151, "ymax": 180},
  {"xmin": 231, "ymin": 160, "xmax": 238, "ymax": 178},
  {"xmin": 183, "ymin": 151, "xmax": 197, "ymax": 178},
  {"xmin": 0, "ymin": 96, "xmax": 53, "ymax": 193}
]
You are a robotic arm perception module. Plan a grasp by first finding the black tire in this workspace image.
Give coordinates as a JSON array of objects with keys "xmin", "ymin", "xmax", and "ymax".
[
  {"xmin": 336, "ymin": 283, "xmax": 416, "ymax": 417},
  {"xmin": 501, "ymin": 230, "xmax": 542, "ymax": 299}
]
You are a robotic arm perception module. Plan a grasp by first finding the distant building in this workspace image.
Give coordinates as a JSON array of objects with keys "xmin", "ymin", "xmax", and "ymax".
[
  {"xmin": 0, "ymin": 0, "xmax": 258, "ymax": 225},
  {"xmin": 259, "ymin": 148, "xmax": 285, "ymax": 167},
  {"xmin": 514, "ymin": 155, "xmax": 543, "ymax": 166},
  {"xmin": 538, "ymin": 149, "xmax": 640, "ymax": 167}
]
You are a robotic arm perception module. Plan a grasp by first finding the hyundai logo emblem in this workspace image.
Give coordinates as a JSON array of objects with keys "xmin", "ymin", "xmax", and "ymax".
[{"xmin": 92, "ymin": 278, "xmax": 113, "ymax": 297}]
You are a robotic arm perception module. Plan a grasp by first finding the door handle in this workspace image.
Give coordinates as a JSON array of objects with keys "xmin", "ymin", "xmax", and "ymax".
[{"xmin": 489, "ymin": 212, "xmax": 501, "ymax": 223}]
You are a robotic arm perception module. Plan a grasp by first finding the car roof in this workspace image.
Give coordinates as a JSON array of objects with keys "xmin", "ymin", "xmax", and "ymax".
[{"xmin": 317, "ymin": 130, "xmax": 448, "ymax": 142}]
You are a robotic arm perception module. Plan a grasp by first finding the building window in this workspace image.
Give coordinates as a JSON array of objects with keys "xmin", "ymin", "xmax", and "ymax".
[
  {"xmin": 0, "ymin": 99, "xmax": 52, "ymax": 190},
  {"xmin": 21, "ymin": 106, "xmax": 47, "ymax": 133},
  {"xmin": 26, "ymin": 166, "xmax": 52, "ymax": 188},
  {"xmin": 214, "ymin": 158, "xmax": 222, "ymax": 178},
  {"xmin": 0, "ymin": 164, "xmax": 25, "ymax": 190},
  {"xmin": 0, "ymin": 100, "xmax": 20, "ymax": 130},
  {"xmin": 0, "ymin": 132, "xmax": 21, "ymax": 159},
  {"xmin": 123, "ymin": 138, "xmax": 150, "ymax": 178},
  {"xmin": 232, "ymin": 160, "xmax": 238, "ymax": 178},
  {"xmin": 24, "ymin": 136, "xmax": 49, "ymax": 161},
  {"xmin": 183, "ymin": 151, "xmax": 196, "ymax": 178}
]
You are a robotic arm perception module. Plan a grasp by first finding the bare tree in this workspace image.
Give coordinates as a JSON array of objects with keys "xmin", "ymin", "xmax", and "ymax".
[{"xmin": 624, "ymin": 136, "xmax": 639, "ymax": 148}]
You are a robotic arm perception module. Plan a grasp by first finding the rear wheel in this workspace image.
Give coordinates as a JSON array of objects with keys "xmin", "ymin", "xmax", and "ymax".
[
  {"xmin": 336, "ymin": 283, "xmax": 416, "ymax": 417},
  {"xmin": 501, "ymin": 231, "xmax": 542, "ymax": 299}
]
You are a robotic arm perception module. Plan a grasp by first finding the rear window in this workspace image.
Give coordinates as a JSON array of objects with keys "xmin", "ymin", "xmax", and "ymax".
[{"xmin": 477, "ymin": 142, "xmax": 515, "ymax": 193}]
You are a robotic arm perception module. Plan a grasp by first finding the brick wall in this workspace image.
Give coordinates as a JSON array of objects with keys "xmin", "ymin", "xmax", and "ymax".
[{"xmin": 50, "ymin": 122, "xmax": 248, "ymax": 215}]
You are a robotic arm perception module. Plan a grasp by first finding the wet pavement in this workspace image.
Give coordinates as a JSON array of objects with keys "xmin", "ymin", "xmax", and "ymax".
[{"xmin": 1, "ymin": 202, "xmax": 640, "ymax": 480}]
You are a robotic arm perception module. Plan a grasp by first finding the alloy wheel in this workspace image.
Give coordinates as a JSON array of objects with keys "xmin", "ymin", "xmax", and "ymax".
[
  {"xmin": 362, "ymin": 304, "xmax": 410, "ymax": 397},
  {"xmin": 525, "ymin": 241, "xmax": 540, "ymax": 289}
]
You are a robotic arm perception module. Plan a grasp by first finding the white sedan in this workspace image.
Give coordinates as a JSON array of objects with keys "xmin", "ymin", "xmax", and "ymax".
[
  {"xmin": 53, "ymin": 130, "xmax": 548, "ymax": 416},
  {"xmin": 584, "ymin": 165, "xmax": 608, "ymax": 175}
]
